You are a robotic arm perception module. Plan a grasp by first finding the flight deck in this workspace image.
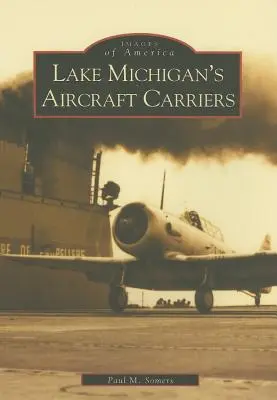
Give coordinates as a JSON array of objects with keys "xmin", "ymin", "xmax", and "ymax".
[{"xmin": 0, "ymin": 307, "xmax": 276, "ymax": 399}]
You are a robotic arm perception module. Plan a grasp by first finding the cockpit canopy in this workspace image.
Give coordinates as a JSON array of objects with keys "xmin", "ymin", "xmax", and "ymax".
[{"xmin": 179, "ymin": 210, "xmax": 224, "ymax": 242}]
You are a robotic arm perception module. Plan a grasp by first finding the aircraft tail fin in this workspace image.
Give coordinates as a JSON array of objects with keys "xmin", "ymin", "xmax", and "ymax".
[
  {"xmin": 259, "ymin": 234, "xmax": 272, "ymax": 251},
  {"xmin": 258, "ymin": 234, "xmax": 273, "ymax": 297}
]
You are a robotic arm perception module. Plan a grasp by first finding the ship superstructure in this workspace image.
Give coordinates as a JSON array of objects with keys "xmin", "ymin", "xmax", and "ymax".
[{"xmin": 0, "ymin": 126, "xmax": 113, "ymax": 309}]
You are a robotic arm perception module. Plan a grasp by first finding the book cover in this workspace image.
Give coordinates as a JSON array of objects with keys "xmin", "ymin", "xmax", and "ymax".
[{"xmin": 0, "ymin": 0, "xmax": 276, "ymax": 398}]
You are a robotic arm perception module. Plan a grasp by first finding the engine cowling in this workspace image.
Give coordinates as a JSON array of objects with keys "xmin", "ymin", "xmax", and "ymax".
[{"xmin": 112, "ymin": 202, "xmax": 164, "ymax": 258}]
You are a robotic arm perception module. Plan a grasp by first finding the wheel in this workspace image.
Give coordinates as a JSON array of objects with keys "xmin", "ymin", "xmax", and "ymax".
[
  {"xmin": 195, "ymin": 287, "xmax": 214, "ymax": 314},
  {"xmin": 255, "ymin": 295, "xmax": 261, "ymax": 307},
  {"xmin": 108, "ymin": 286, "xmax": 128, "ymax": 313}
]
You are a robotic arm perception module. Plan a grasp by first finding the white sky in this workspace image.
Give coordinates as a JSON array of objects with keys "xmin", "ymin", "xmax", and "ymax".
[{"xmin": 1, "ymin": 0, "xmax": 277, "ymax": 306}]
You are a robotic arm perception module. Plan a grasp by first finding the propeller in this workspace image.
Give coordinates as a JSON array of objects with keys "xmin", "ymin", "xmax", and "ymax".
[{"xmin": 114, "ymin": 203, "xmax": 148, "ymax": 245}]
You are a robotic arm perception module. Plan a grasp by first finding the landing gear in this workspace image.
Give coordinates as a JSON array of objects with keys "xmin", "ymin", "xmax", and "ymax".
[
  {"xmin": 255, "ymin": 293, "xmax": 261, "ymax": 307},
  {"xmin": 109, "ymin": 265, "xmax": 128, "ymax": 313},
  {"xmin": 195, "ymin": 287, "xmax": 214, "ymax": 314},
  {"xmin": 108, "ymin": 286, "xmax": 128, "ymax": 313},
  {"xmin": 239, "ymin": 290, "xmax": 262, "ymax": 307}
]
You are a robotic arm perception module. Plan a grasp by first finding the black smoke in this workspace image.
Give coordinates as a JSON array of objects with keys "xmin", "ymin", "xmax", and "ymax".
[{"xmin": 1, "ymin": 58, "xmax": 277, "ymax": 166}]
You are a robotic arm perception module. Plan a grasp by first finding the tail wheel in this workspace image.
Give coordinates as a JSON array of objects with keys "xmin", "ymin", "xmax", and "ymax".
[
  {"xmin": 195, "ymin": 288, "xmax": 214, "ymax": 314},
  {"xmin": 109, "ymin": 286, "xmax": 128, "ymax": 313}
]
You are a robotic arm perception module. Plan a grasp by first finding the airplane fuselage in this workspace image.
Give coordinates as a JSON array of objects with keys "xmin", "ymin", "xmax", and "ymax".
[
  {"xmin": 111, "ymin": 202, "xmax": 272, "ymax": 297},
  {"xmin": 113, "ymin": 202, "xmax": 233, "ymax": 259}
]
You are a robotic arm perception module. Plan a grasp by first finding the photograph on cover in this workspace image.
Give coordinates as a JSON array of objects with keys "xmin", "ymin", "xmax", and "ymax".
[{"xmin": 0, "ymin": 0, "xmax": 277, "ymax": 399}]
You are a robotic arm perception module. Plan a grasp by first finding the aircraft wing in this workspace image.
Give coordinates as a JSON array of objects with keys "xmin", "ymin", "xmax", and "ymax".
[
  {"xmin": 159, "ymin": 251, "xmax": 277, "ymax": 288},
  {"xmin": 0, "ymin": 254, "xmax": 141, "ymax": 285},
  {"xmin": 165, "ymin": 250, "xmax": 277, "ymax": 266},
  {"xmin": 1, "ymin": 251, "xmax": 277, "ymax": 289}
]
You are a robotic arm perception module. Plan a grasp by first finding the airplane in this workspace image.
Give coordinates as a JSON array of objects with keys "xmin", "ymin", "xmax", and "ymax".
[{"xmin": 0, "ymin": 178, "xmax": 276, "ymax": 314}]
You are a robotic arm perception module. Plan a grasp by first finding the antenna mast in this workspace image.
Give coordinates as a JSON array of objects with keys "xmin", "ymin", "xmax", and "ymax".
[{"xmin": 160, "ymin": 170, "xmax": 166, "ymax": 210}]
